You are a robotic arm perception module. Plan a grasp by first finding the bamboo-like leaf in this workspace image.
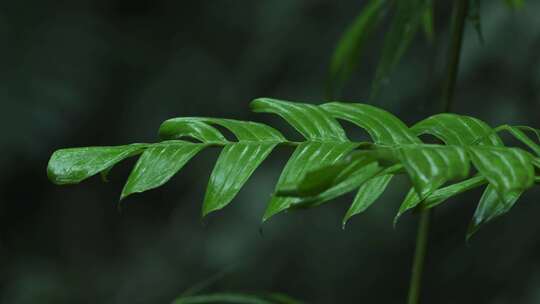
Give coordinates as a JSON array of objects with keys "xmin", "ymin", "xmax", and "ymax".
[
  {"xmin": 121, "ymin": 141, "xmax": 204, "ymax": 200},
  {"xmin": 47, "ymin": 144, "xmax": 147, "ymax": 185},
  {"xmin": 327, "ymin": 0, "xmax": 387, "ymax": 98}
]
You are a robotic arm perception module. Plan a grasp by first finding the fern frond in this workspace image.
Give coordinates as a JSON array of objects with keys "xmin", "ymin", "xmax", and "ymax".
[{"xmin": 47, "ymin": 98, "xmax": 540, "ymax": 236}]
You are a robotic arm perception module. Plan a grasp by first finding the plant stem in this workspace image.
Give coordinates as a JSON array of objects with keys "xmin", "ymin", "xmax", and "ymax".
[
  {"xmin": 407, "ymin": 1, "xmax": 468, "ymax": 303},
  {"xmin": 407, "ymin": 209, "xmax": 430, "ymax": 304},
  {"xmin": 441, "ymin": 0, "xmax": 469, "ymax": 113}
]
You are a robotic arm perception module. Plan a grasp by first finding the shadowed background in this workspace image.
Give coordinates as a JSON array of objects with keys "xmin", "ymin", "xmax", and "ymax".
[{"xmin": 1, "ymin": 1, "xmax": 540, "ymax": 303}]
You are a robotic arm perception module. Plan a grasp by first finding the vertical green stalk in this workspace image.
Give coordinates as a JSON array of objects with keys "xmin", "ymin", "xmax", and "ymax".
[{"xmin": 407, "ymin": 1, "xmax": 468, "ymax": 304}]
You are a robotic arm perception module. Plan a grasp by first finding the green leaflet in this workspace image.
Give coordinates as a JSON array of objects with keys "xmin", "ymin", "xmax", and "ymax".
[
  {"xmin": 343, "ymin": 173, "xmax": 393, "ymax": 228},
  {"xmin": 159, "ymin": 117, "xmax": 286, "ymax": 216},
  {"xmin": 467, "ymin": 185, "xmax": 521, "ymax": 239},
  {"xmin": 47, "ymin": 144, "xmax": 147, "ymax": 185},
  {"xmin": 121, "ymin": 141, "xmax": 204, "ymax": 200},
  {"xmin": 327, "ymin": 0, "xmax": 387, "ymax": 98}
]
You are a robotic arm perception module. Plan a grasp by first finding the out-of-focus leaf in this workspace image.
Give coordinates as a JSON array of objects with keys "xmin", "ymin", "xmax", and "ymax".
[
  {"xmin": 121, "ymin": 141, "xmax": 204, "ymax": 200},
  {"xmin": 504, "ymin": 0, "xmax": 524, "ymax": 9},
  {"xmin": 322, "ymin": 102, "xmax": 420, "ymax": 145},
  {"xmin": 421, "ymin": 0, "xmax": 434, "ymax": 41},
  {"xmin": 370, "ymin": 0, "xmax": 430, "ymax": 98},
  {"xmin": 469, "ymin": 0, "xmax": 485, "ymax": 44},
  {"xmin": 172, "ymin": 292, "xmax": 304, "ymax": 304},
  {"xmin": 327, "ymin": 0, "xmax": 387, "ymax": 98},
  {"xmin": 47, "ymin": 144, "xmax": 147, "ymax": 185}
]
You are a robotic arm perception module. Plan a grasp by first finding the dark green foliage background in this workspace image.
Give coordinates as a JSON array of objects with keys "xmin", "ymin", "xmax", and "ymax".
[{"xmin": 1, "ymin": 1, "xmax": 540, "ymax": 303}]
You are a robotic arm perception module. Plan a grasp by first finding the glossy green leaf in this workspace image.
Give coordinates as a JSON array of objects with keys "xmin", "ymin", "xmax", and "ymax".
[
  {"xmin": 47, "ymin": 144, "xmax": 147, "ymax": 185},
  {"xmin": 121, "ymin": 141, "xmax": 204, "ymax": 200},
  {"xmin": 327, "ymin": 0, "xmax": 387, "ymax": 98}
]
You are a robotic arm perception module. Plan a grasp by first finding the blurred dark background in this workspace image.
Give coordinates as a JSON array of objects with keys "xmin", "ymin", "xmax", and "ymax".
[{"xmin": 1, "ymin": 1, "xmax": 540, "ymax": 303}]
